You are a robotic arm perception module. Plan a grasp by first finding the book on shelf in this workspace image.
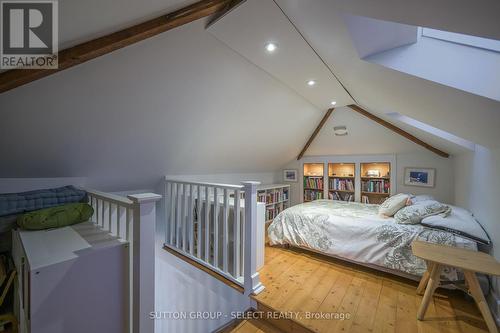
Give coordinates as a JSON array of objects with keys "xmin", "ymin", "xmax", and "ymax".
[
  {"xmin": 361, "ymin": 179, "xmax": 390, "ymax": 193},
  {"xmin": 266, "ymin": 204, "xmax": 285, "ymax": 221},
  {"xmin": 304, "ymin": 176, "xmax": 323, "ymax": 189},
  {"xmin": 304, "ymin": 189, "xmax": 323, "ymax": 201},
  {"xmin": 266, "ymin": 189, "xmax": 285, "ymax": 204},
  {"xmin": 329, "ymin": 178, "xmax": 354, "ymax": 191},
  {"xmin": 361, "ymin": 195, "xmax": 370, "ymax": 204},
  {"xmin": 329, "ymin": 191, "xmax": 354, "ymax": 202},
  {"xmin": 257, "ymin": 186, "xmax": 290, "ymax": 205}
]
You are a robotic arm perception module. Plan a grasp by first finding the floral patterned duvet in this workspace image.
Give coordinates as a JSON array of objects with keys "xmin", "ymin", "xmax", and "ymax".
[{"xmin": 268, "ymin": 200, "xmax": 476, "ymax": 280}]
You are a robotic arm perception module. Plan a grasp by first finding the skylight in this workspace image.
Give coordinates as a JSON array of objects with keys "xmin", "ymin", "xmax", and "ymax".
[
  {"xmin": 343, "ymin": 14, "xmax": 500, "ymax": 101},
  {"xmin": 386, "ymin": 112, "xmax": 476, "ymax": 151},
  {"xmin": 421, "ymin": 28, "xmax": 500, "ymax": 52}
]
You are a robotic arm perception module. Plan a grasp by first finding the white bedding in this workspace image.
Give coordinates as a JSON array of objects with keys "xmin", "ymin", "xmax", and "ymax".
[{"xmin": 268, "ymin": 200, "xmax": 477, "ymax": 280}]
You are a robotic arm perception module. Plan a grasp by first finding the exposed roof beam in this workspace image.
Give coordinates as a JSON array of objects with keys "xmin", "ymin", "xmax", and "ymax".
[
  {"xmin": 297, "ymin": 108, "xmax": 335, "ymax": 160},
  {"xmin": 348, "ymin": 104, "xmax": 450, "ymax": 158},
  {"xmin": 205, "ymin": 0, "xmax": 245, "ymax": 28},
  {"xmin": 0, "ymin": 0, "xmax": 231, "ymax": 94}
]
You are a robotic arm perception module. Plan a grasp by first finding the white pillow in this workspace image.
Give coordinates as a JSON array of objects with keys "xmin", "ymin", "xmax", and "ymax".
[
  {"xmin": 394, "ymin": 200, "xmax": 450, "ymax": 224},
  {"xmin": 378, "ymin": 193, "xmax": 409, "ymax": 217},
  {"xmin": 410, "ymin": 194, "xmax": 435, "ymax": 204},
  {"xmin": 421, "ymin": 206, "xmax": 490, "ymax": 245}
]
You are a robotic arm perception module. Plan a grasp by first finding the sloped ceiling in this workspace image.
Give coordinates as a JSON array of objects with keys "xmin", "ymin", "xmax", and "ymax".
[
  {"xmin": 0, "ymin": 0, "xmax": 498, "ymax": 190},
  {"xmin": 275, "ymin": 0, "xmax": 500, "ymax": 148},
  {"xmin": 207, "ymin": 0, "xmax": 354, "ymax": 110},
  {"xmin": 0, "ymin": 20, "xmax": 321, "ymax": 189},
  {"xmin": 58, "ymin": 0, "xmax": 197, "ymax": 48},
  {"xmin": 209, "ymin": 0, "xmax": 500, "ymax": 149},
  {"xmin": 308, "ymin": 107, "xmax": 469, "ymax": 156}
]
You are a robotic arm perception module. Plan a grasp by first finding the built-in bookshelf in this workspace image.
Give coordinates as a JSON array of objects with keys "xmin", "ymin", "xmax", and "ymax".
[
  {"xmin": 303, "ymin": 163, "xmax": 324, "ymax": 202},
  {"xmin": 257, "ymin": 184, "xmax": 290, "ymax": 223},
  {"xmin": 328, "ymin": 163, "xmax": 355, "ymax": 202},
  {"xmin": 360, "ymin": 162, "xmax": 391, "ymax": 204}
]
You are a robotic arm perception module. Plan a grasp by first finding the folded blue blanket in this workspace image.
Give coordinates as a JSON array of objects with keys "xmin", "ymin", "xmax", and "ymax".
[{"xmin": 0, "ymin": 185, "xmax": 87, "ymax": 217}]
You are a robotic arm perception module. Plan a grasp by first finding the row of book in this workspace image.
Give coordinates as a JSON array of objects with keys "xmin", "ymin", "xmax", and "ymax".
[
  {"xmin": 329, "ymin": 178, "xmax": 354, "ymax": 191},
  {"xmin": 329, "ymin": 192, "xmax": 354, "ymax": 202},
  {"xmin": 304, "ymin": 190, "xmax": 323, "ymax": 201},
  {"xmin": 361, "ymin": 179, "xmax": 390, "ymax": 193},
  {"xmin": 304, "ymin": 177, "xmax": 323, "ymax": 189},
  {"xmin": 257, "ymin": 189, "xmax": 290, "ymax": 204},
  {"xmin": 266, "ymin": 189, "xmax": 288, "ymax": 204},
  {"xmin": 265, "ymin": 203, "xmax": 288, "ymax": 221}
]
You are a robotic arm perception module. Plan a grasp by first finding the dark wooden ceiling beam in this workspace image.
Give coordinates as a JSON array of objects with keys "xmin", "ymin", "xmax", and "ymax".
[
  {"xmin": 348, "ymin": 104, "xmax": 449, "ymax": 158},
  {"xmin": 0, "ymin": 0, "xmax": 231, "ymax": 94},
  {"xmin": 297, "ymin": 108, "xmax": 335, "ymax": 160},
  {"xmin": 205, "ymin": 0, "xmax": 245, "ymax": 27}
]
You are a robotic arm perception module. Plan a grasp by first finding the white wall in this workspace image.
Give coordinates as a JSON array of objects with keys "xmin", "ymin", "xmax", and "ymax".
[
  {"xmin": 281, "ymin": 151, "xmax": 453, "ymax": 206},
  {"xmin": 454, "ymin": 146, "xmax": 500, "ymax": 300},
  {"xmin": 396, "ymin": 152, "xmax": 454, "ymax": 203},
  {"xmin": 155, "ymin": 237, "xmax": 251, "ymax": 333}
]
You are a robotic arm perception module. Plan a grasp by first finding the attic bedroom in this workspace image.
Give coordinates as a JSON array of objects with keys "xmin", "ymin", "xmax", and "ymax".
[{"xmin": 0, "ymin": 0, "xmax": 499, "ymax": 332}]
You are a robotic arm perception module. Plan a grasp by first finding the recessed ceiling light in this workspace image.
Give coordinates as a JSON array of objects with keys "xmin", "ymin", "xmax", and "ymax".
[
  {"xmin": 265, "ymin": 42, "xmax": 277, "ymax": 53},
  {"xmin": 307, "ymin": 80, "xmax": 316, "ymax": 86},
  {"xmin": 331, "ymin": 101, "xmax": 337, "ymax": 106}
]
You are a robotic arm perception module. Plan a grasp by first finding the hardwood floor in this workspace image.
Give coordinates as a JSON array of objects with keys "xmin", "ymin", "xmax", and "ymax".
[
  {"xmin": 251, "ymin": 245, "xmax": 489, "ymax": 333},
  {"xmin": 226, "ymin": 318, "xmax": 285, "ymax": 333}
]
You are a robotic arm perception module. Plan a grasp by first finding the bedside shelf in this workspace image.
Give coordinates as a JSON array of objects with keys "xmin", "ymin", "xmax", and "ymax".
[
  {"xmin": 257, "ymin": 184, "xmax": 290, "ymax": 223},
  {"xmin": 304, "ymin": 163, "xmax": 325, "ymax": 202},
  {"xmin": 328, "ymin": 163, "xmax": 355, "ymax": 202}
]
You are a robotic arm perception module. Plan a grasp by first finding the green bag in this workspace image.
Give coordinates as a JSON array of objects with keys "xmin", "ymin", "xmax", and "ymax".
[{"xmin": 17, "ymin": 203, "xmax": 94, "ymax": 230}]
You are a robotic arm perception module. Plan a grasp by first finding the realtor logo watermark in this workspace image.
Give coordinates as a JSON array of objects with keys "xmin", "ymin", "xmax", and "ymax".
[{"xmin": 1, "ymin": 0, "xmax": 58, "ymax": 69}]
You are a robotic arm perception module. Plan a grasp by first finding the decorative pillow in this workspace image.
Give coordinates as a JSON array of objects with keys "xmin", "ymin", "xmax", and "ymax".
[
  {"xmin": 394, "ymin": 200, "xmax": 450, "ymax": 224},
  {"xmin": 17, "ymin": 203, "xmax": 93, "ymax": 230},
  {"xmin": 378, "ymin": 193, "xmax": 410, "ymax": 217},
  {"xmin": 409, "ymin": 194, "xmax": 435, "ymax": 204},
  {"xmin": 0, "ymin": 185, "xmax": 87, "ymax": 217},
  {"xmin": 421, "ymin": 206, "xmax": 490, "ymax": 245}
]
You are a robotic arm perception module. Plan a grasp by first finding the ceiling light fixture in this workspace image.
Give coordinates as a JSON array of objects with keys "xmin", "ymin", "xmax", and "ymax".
[
  {"xmin": 333, "ymin": 126, "xmax": 348, "ymax": 136},
  {"xmin": 331, "ymin": 101, "xmax": 337, "ymax": 106},
  {"xmin": 307, "ymin": 80, "xmax": 316, "ymax": 86},
  {"xmin": 265, "ymin": 42, "xmax": 277, "ymax": 53}
]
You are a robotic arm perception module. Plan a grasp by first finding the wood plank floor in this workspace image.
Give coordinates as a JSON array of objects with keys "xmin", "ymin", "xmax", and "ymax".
[
  {"xmin": 227, "ymin": 319, "xmax": 285, "ymax": 333},
  {"xmin": 252, "ymin": 245, "xmax": 489, "ymax": 333}
]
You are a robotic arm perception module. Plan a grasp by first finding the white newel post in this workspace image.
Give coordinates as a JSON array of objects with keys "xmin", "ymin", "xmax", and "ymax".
[
  {"xmin": 242, "ymin": 181, "xmax": 265, "ymax": 296},
  {"xmin": 127, "ymin": 193, "xmax": 162, "ymax": 333}
]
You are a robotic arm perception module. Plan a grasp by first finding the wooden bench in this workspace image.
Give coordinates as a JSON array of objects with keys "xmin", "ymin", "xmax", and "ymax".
[{"xmin": 412, "ymin": 240, "xmax": 500, "ymax": 333}]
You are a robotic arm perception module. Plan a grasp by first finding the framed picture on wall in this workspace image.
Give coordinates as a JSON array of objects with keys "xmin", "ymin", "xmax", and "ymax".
[
  {"xmin": 283, "ymin": 169, "xmax": 298, "ymax": 182},
  {"xmin": 404, "ymin": 167, "xmax": 435, "ymax": 187}
]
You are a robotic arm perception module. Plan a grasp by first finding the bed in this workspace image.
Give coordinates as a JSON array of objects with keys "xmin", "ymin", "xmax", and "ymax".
[{"xmin": 268, "ymin": 199, "xmax": 478, "ymax": 281}]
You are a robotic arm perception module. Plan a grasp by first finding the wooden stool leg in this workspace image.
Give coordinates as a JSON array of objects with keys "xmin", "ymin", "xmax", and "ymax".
[
  {"xmin": 417, "ymin": 263, "xmax": 442, "ymax": 320},
  {"xmin": 464, "ymin": 270, "xmax": 498, "ymax": 333},
  {"xmin": 417, "ymin": 261, "xmax": 434, "ymax": 296}
]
